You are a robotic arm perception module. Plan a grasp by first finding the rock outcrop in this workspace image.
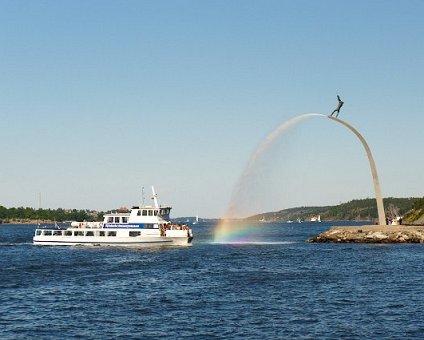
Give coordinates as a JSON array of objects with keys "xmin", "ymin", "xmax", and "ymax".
[{"xmin": 307, "ymin": 225, "xmax": 424, "ymax": 243}]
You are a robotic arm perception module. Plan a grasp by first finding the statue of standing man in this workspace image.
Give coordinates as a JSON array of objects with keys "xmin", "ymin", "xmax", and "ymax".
[{"xmin": 330, "ymin": 95, "xmax": 344, "ymax": 117}]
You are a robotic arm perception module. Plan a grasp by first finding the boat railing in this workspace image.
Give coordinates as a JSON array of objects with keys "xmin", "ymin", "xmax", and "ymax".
[
  {"xmin": 167, "ymin": 224, "xmax": 190, "ymax": 231},
  {"xmin": 37, "ymin": 225, "xmax": 68, "ymax": 230},
  {"xmin": 72, "ymin": 223, "xmax": 104, "ymax": 229}
]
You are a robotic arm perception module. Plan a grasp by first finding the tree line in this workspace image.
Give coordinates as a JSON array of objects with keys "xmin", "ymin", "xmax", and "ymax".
[
  {"xmin": 248, "ymin": 197, "xmax": 422, "ymax": 222},
  {"xmin": 0, "ymin": 206, "xmax": 103, "ymax": 223},
  {"xmin": 404, "ymin": 197, "xmax": 424, "ymax": 222},
  {"xmin": 322, "ymin": 197, "xmax": 420, "ymax": 221}
]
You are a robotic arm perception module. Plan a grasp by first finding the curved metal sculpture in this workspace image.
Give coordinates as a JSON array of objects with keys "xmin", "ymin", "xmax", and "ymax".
[{"xmin": 328, "ymin": 116, "xmax": 386, "ymax": 225}]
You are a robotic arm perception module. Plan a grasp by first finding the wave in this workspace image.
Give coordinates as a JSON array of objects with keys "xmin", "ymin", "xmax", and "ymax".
[{"xmin": 0, "ymin": 242, "xmax": 32, "ymax": 247}]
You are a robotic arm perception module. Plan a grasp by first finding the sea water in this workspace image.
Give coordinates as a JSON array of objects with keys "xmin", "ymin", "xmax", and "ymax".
[{"xmin": 1, "ymin": 222, "xmax": 424, "ymax": 339}]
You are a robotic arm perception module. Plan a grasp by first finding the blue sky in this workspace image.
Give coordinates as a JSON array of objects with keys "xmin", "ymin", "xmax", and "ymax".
[{"xmin": 1, "ymin": 0, "xmax": 423, "ymax": 218}]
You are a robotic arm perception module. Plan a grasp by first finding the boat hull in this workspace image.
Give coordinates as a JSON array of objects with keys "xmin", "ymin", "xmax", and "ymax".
[
  {"xmin": 33, "ymin": 235, "xmax": 193, "ymax": 247},
  {"xmin": 33, "ymin": 227, "xmax": 193, "ymax": 247}
]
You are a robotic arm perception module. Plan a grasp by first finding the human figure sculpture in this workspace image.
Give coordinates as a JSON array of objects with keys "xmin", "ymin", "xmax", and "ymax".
[{"xmin": 330, "ymin": 95, "xmax": 344, "ymax": 117}]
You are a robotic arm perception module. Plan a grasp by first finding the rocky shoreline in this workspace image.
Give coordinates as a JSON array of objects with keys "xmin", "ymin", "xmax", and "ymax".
[{"xmin": 307, "ymin": 225, "xmax": 424, "ymax": 243}]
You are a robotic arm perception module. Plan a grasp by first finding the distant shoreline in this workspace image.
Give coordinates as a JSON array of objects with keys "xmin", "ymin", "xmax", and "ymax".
[{"xmin": 0, "ymin": 220, "xmax": 75, "ymax": 225}]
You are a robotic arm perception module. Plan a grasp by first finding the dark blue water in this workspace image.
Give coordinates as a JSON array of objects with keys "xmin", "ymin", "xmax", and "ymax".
[{"xmin": 1, "ymin": 222, "xmax": 424, "ymax": 339}]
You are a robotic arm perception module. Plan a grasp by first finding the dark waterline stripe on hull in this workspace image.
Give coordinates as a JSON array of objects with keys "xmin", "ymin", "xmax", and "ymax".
[{"xmin": 33, "ymin": 240, "xmax": 174, "ymax": 245}]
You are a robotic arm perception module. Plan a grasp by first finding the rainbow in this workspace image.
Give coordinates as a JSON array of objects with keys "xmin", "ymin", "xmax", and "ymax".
[
  {"xmin": 214, "ymin": 220, "xmax": 261, "ymax": 243},
  {"xmin": 215, "ymin": 113, "xmax": 327, "ymax": 243}
]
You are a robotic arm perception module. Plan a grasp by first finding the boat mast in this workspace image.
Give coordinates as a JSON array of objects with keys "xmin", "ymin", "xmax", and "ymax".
[
  {"xmin": 152, "ymin": 186, "xmax": 159, "ymax": 208},
  {"xmin": 141, "ymin": 187, "xmax": 145, "ymax": 208},
  {"xmin": 37, "ymin": 192, "xmax": 41, "ymax": 227}
]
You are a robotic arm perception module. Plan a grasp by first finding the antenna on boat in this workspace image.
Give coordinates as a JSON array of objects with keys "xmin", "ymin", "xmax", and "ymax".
[
  {"xmin": 151, "ymin": 186, "xmax": 159, "ymax": 208},
  {"xmin": 141, "ymin": 187, "xmax": 145, "ymax": 207},
  {"xmin": 37, "ymin": 192, "xmax": 41, "ymax": 227}
]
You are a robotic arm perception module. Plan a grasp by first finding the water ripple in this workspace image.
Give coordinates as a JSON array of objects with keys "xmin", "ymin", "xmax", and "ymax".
[{"xmin": 1, "ymin": 223, "xmax": 424, "ymax": 338}]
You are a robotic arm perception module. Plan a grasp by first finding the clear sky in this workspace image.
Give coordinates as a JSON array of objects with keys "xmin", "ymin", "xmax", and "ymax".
[{"xmin": 1, "ymin": 0, "xmax": 423, "ymax": 218}]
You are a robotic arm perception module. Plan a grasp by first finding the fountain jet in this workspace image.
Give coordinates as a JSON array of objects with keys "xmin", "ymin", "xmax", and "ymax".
[{"xmin": 215, "ymin": 113, "xmax": 385, "ymax": 242}]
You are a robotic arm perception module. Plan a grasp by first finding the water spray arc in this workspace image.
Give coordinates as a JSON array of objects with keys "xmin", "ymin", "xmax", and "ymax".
[
  {"xmin": 223, "ymin": 113, "xmax": 324, "ymax": 220},
  {"xmin": 215, "ymin": 112, "xmax": 386, "ymax": 242}
]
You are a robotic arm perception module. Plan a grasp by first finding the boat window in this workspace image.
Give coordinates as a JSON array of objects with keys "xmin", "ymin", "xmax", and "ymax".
[
  {"xmin": 99, "ymin": 231, "xmax": 105, "ymax": 237},
  {"xmin": 122, "ymin": 217, "xmax": 128, "ymax": 223},
  {"xmin": 74, "ymin": 231, "xmax": 84, "ymax": 236},
  {"xmin": 144, "ymin": 224, "xmax": 154, "ymax": 229},
  {"xmin": 154, "ymin": 210, "xmax": 158, "ymax": 216},
  {"xmin": 85, "ymin": 231, "xmax": 94, "ymax": 236},
  {"xmin": 36, "ymin": 230, "xmax": 42, "ymax": 236},
  {"xmin": 129, "ymin": 231, "xmax": 141, "ymax": 237},
  {"xmin": 53, "ymin": 230, "xmax": 62, "ymax": 236},
  {"xmin": 148, "ymin": 210, "xmax": 153, "ymax": 216},
  {"xmin": 64, "ymin": 231, "xmax": 72, "ymax": 236},
  {"xmin": 44, "ymin": 230, "xmax": 52, "ymax": 236},
  {"xmin": 114, "ymin": 217, "xmax": 120, "ymax": 223},
  {"xmin": 137, "ymin": 210, "xmax": 141, "ymax": 216},
  {"xmin": 142, "ymin": 210, "xmax": 147, "ymax": 216},
  {"xmin": 107, "ymin": 231, "xmax": 117, "ymax": 237},
  {"xmin": 107, "ymin": 217, "xmax": 113, "ymax": 223}
]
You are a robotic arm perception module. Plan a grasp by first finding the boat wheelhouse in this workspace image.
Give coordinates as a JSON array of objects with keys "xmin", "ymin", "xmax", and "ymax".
[{"xmin": 33, "ymin": 187, "xmax": 193, "ymax": 247}]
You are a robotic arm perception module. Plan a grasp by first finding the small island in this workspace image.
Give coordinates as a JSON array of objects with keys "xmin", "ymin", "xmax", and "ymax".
[
  {"xmin": 307, "ymin": 196, "xmax": 424, "ymax": 244},
  {"xmin": 307, "ymin": 225, "xmax": 424, "ymax": 243}
]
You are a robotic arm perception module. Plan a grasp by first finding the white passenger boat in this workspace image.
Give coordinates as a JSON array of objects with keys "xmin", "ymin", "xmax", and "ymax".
[{"xmin": 33, "ymin": 187, "xmax": 193, "ymax": 247}]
